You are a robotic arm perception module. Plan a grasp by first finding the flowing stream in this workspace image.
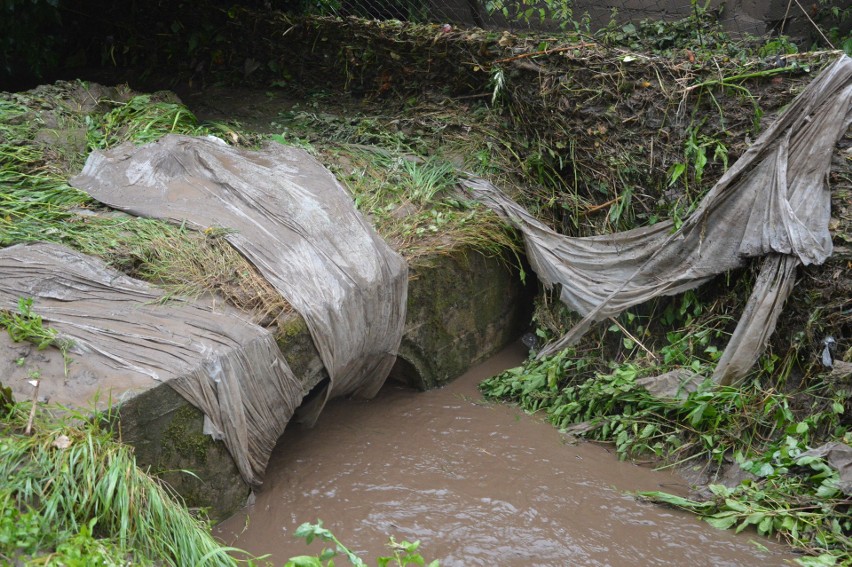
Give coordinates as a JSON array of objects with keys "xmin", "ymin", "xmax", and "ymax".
[{"xmin": 216, "ymin": 343, "xmax": 797, "ymax": 566}]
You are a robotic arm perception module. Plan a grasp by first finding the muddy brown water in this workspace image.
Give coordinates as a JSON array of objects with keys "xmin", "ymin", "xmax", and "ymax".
[{"xmin": 216, "ymin": 343, "xmax": 797, "ymax": 566}]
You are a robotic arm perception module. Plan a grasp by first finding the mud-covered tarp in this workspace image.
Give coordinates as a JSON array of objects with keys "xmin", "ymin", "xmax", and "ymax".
[
  {"xmin": 0, "ymin": 242, "xmax": 301, "ymax": 485},
  {"xmin": 467, "ymin": 55, "xmax": 852, "ymax": 385},
  {"xmin": 71, "ymin": 136, "xmax": 408, "ymax": 422}
]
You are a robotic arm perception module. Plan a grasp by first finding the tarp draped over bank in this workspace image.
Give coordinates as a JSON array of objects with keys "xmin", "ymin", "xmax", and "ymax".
[
  {"xmin": 71, "ymin": 136, "xmax": 409, "ymax": 426},
  {"xmin": 0, "ymin": 243, "xmax": 301, "ymax": 485},
  {"xmin": 467, "ymin": 55, "xmax": 852, "ymax": 385},
  {"xmin": 64, "ymin": 136, "xmax": 408, "ymax": 485}
]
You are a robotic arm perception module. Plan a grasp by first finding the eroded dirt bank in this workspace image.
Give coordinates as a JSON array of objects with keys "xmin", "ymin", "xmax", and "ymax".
[{"xmin": 216, "ymin": 343, "xmax": 797, "ymax": 566}]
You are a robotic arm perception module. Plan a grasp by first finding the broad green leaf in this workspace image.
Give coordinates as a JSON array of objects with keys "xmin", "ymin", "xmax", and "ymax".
[
  {"xmin": 724, "ymin": 498, "xmax": 749, "ymax": 513},
  {"xmin": 705, "ymin": 514, "xmax": 739, "ymax": 530},
  {"xmin": 757, "ymin": 515, "xmax": 774, "ymax": 535},
  {"xmin": 707, "ymin": 484, "xmax": 731, "ymax": 498},
  {"xmin": 284, "ymin": 556, "xmax": 324, "ymax": 567},
  {"xmin": 668, "ymin": 163, "xmax": 686, "ymax": 186},
  {"xmin": 795, "ymin": 553, "xmax": 838, "ymax": 566}
]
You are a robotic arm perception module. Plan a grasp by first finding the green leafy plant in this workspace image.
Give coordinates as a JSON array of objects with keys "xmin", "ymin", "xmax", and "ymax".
[
  {"xmin": 598, "ymin": 4, "xmax": 728, "ymax": 52},
  {"xmin": 640, "ymin": 437, "xmax": 852, "ymax": 564},
  {"xmin": 484, "ymin": 0, "xmax": 574, "ymax": 29},
  {"xmin": 667, "ymin": 124, "xmax": 728, "ymax": 205},
  {"xmin": 285, "ymin": 521, "xmax": 439, "ymax": 567},
  {"xmin": 480, "ymin": 306, "xmax": 851, "ymax": 561},
  {"xmin": 0, "ymin": 297, "xmax": 73, "ymax": 373}
]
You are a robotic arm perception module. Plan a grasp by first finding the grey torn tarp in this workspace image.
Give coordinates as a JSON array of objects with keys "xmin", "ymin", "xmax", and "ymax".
[
  {"xmin": 0, "ymin": 242, "xmax": 301, "ymax": 485},
  {"xmin": 71, "ymin": 135, "xmax": 408, "ymax": 425},
  {"xmin": 800, "ymin": 442, "xmax": 852, "ymax": 496},
  {"xmin": 467, "ymin": 55, "xmax": 852, "ymax": 385}
]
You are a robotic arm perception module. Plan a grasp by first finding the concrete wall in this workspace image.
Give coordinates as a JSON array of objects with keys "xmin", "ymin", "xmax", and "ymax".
[{"xmin": 117, "ymin": 250, "xmax": 533, "ymax": 519}]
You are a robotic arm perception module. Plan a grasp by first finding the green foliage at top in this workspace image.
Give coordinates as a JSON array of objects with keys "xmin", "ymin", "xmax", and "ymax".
[
  {"xmin": 285, "ymin": 520, "xmax": 439, "ymax": 567},
  {"xmin": 0, "ymin": 402, "xmax": 258, "ymax": 565},
  {"xmin": 599, "ymin": 5, "xmax": 730, "ymax": 54},
  {"xmin": 485, "ymin": 0, "xmax": 575, "ymax": 30}
]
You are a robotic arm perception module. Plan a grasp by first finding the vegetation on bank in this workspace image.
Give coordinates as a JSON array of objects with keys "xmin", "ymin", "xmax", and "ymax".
[
  {"xmin": 0, "ymin": 393, "xmax": 254, "ymax": 565},
  {"xmin": 1, "ymin": 7, "xmax": 850, "ymax": 567},
  {"xmin": 284, "ymin": 521, "xmax": 439, "ymax": 567},
  {"xmin": 481, "ymin": 287, "xmax": 851, "ymax": 564}
]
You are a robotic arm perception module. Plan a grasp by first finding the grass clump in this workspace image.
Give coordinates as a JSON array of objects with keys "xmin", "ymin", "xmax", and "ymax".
[
  {"xmin": 0, "ymin": 401, "xmax": 255, "ymax": 566},
  {"xmin": 269, "ymin": 106, "xmax": 523, "ymax": 264}
]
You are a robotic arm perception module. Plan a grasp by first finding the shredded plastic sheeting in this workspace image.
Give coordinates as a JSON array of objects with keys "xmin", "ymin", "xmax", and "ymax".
[
  {"xmin": 0, "ymin": 242, "xmax": 301, "ymax": 485},
  {"xmin": 71, "ymin": 135, "xmax": 408, "ymax": 424},
  {"xmin": 801, "ymin": 442, "xmax": 852, "ymax": 496},
  {"xmin": 467, "ymin": 55, "xmax": 852, "ymax": 385}
]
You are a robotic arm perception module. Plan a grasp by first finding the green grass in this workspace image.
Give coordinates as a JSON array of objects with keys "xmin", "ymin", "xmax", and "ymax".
[{"xmin": 0, "ymin": 402, "xmax": 255, "ymax": 566}]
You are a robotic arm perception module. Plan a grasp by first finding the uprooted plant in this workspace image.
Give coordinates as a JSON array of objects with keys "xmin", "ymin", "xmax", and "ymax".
[{"xmin": 0, "ymin": 297, "xmax": 74, "ymax": 375}]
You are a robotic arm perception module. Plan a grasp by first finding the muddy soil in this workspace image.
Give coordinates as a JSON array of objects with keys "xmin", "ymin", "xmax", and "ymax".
[{"xmin": 215, "ymin": 343, "xmax": 798, "ymax": 566}]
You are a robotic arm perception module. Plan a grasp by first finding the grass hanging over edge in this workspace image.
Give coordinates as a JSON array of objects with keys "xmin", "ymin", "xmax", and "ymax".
[{"xmin": 0, "ymin": 401, "xmax": 257, "ymax": 566}]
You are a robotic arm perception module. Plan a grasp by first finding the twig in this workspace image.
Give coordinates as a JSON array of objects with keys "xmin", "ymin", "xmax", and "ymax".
[
  {"xmin": 683, "ymin": 65, "xmax": 799, "ymax": 93},
  {"xmin": 493, "ymin": 43, "xmax": 596, "ymax": 64},
  {"xmin": 609, "ymin": 317, "xmax": 659, "ymax": 361},
  {"xmin": 794, "ymin": 0, "xmax": 835, "ymax": 49},
  {"xmin": 581, "ymin": 195, "xmax": 620, "ymax": 215},
  {"xmin": 25, "ymin": 379, "xmax": 39, "ymax": 435}
]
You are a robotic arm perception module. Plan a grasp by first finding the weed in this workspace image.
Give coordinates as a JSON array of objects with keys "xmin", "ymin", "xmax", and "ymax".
[
  {"xmin": 481, "ymin": 322, "xmax": 851, "ymax": 560},
  {"xmin": 284, "ymin": 520, "xmax": 439, "ymax": 567},
  {"xmin": 640, "ymin": 437, "xmax": 852, "ymax": 563},
  {"xmin": 0, "ymin": 297, "xmax": 73, "ymax": 374},
  {"xmin": 485, "ymin": 0, "xmax": 574, "ymax": 29}
]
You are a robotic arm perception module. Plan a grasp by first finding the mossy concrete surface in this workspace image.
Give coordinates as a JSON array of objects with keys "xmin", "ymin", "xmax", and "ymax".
[
  {"xmin": 115, "ymin": 249, "xmax": 532, "ymax": 520},
  {"xmin": 117, "ymin": 386, "xmax": 248, "ymax": 520},
  {"xmin": 391, "ymin": 252, "xmax": 534, "ymax": 390}
]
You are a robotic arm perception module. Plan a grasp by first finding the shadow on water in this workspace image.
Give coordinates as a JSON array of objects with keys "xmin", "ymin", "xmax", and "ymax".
[{"xmin": 215, "ymin": 342, "xmax": 797, "ymax": 566}]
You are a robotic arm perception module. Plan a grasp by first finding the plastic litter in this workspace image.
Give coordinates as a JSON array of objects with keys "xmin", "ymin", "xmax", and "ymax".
[
  {"xmin": 467, "ymin": 55, "xmax": 852, "ymax": 385},
  {"xmin": 71, "ymin": 136, "xmax": 408, "ymax": 422},
  {"xmin": 0, "ymin": 242, "xmax": 301, "ymax": 485}
]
